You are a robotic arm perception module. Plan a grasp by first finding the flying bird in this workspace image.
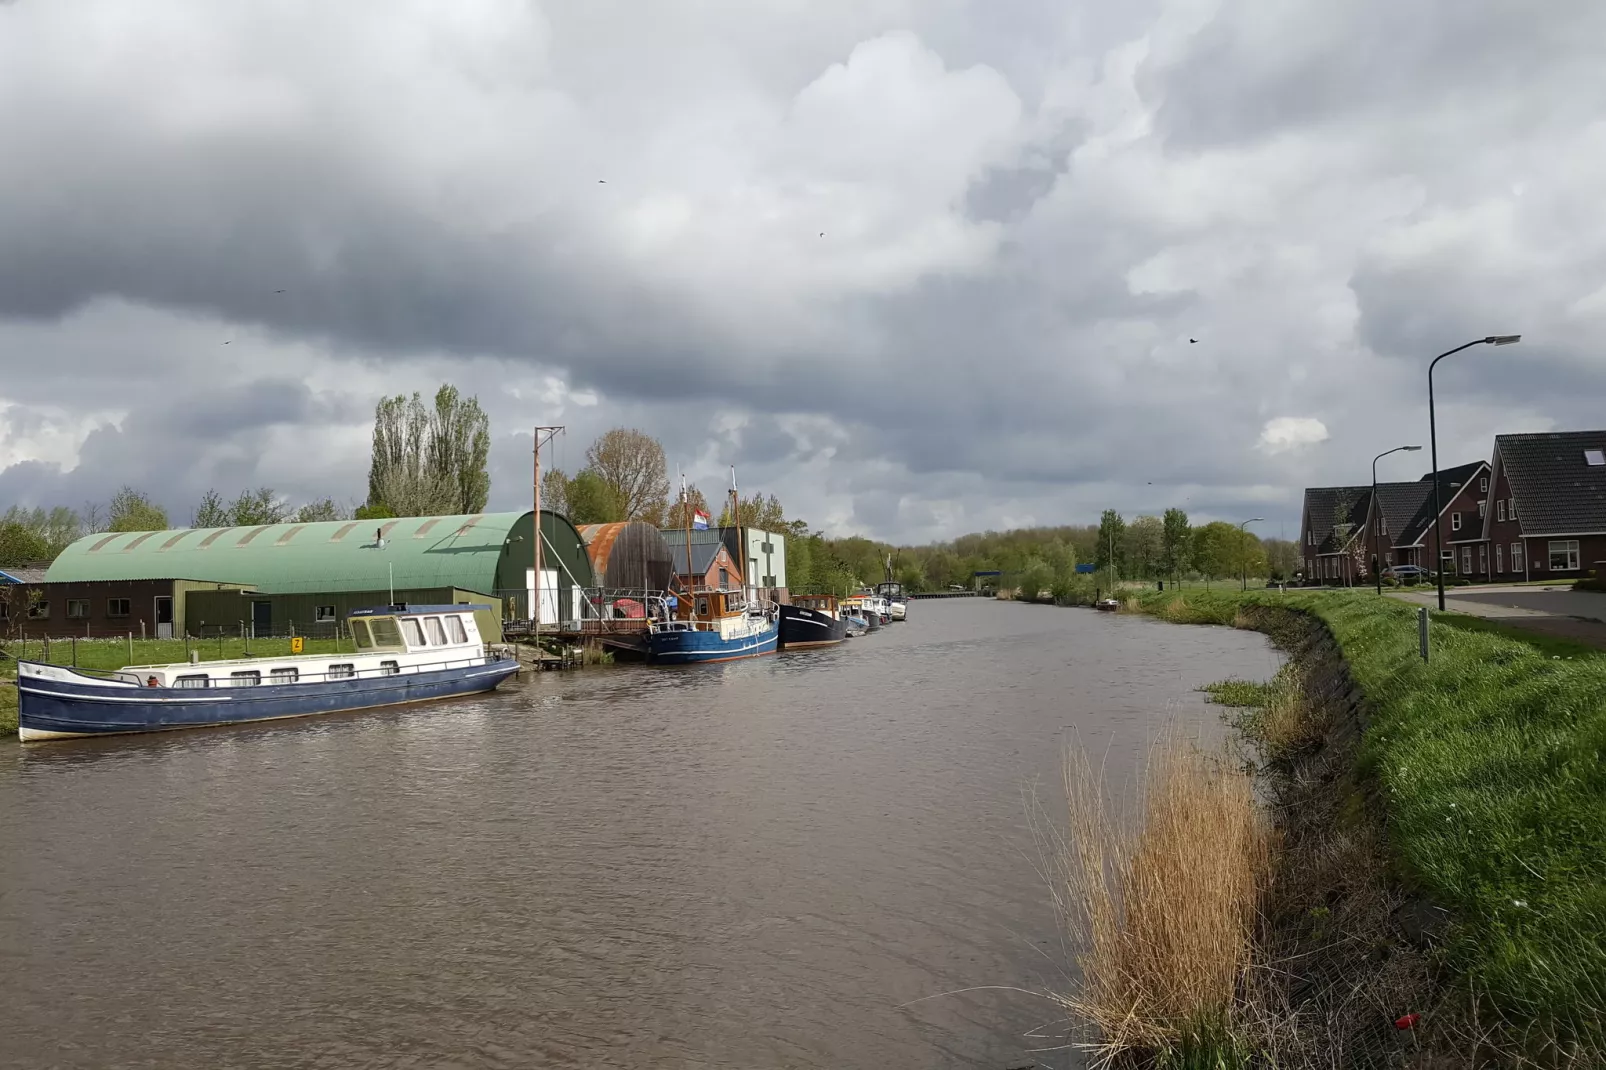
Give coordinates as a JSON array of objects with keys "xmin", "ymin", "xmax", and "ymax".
[
  {"xmin": 273, "ymin": 289, "xmax": 285, "ymax": 294},
  {"xmin": 1189, "ymin": 338, "xmax": 1199, "ymax": 343},
  {"xmin": 819, "ymin": 232, "xmax": 825, "ymax": 237},
  {"xmin": 223, "ymin": 340, "xmax": 231, "ymax": 344},
  {"xmin": 598, "ymin": 179, "xmax": 606, "ymax": 184}
]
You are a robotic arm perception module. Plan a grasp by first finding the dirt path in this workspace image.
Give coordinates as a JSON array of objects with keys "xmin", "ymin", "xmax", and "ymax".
[{"xmin": 1390, "ymin": 584, "xmax": 1606, "ymax": 650}]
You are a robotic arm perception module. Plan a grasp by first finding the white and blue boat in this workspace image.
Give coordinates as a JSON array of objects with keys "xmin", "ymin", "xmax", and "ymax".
[
  {"xmin": 646, "ymin": 588, "xmax": 778, "ymax": 664},
  {"xmin": 15, "ymin": 604, "xmax": 519, "ymax": 742}
]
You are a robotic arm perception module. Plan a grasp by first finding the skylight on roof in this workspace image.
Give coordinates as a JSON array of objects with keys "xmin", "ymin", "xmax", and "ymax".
[{"xmin": 1586, "ymin": 449, "xmax": 1605, "ymax": 466}]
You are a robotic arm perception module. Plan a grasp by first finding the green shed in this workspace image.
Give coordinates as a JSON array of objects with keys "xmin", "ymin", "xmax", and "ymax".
[{"xmin": 45, "ymin": 510, "xmax": 594, "ymax": 626}]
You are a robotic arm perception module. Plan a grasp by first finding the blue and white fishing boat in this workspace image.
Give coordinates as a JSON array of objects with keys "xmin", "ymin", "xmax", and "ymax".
[
  {"xmin": 15, "ymin": 604, "xmax": 519, "ymax": 742},
  {"xmin": 646, "ymin": 588, "xmax": 778, "ymax": 664}
]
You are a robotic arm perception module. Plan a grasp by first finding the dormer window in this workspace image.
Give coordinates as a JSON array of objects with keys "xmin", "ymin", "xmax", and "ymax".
[{"xmin": 1586, "ymin": 449, "xmax": 1605, "ymax": 466}]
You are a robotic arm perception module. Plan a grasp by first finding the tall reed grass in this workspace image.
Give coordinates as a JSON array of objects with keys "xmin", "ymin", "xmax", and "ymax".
[{"xmin": 1053, "ymin": 727, "xmax": 1272, "ymax": 1066}]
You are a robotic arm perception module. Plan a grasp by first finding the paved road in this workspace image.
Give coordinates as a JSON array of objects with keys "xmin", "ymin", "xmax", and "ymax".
[{"xmin": 1390, "ymin": 583, "xmax": 1606, "ymax": 649}]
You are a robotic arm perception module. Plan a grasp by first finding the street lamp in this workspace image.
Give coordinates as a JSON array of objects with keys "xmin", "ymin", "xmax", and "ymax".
[
  {"xmin": 1373, "ymin": 444, "xmax": 1422, "ymax": 595},
  {"xmin": 1429, "ymin": 335, "xmax": 1521, "ymax": 610},
  {"xmin": 1239, "ymin": 518, "xmax": 1263, "ymax": 591}
]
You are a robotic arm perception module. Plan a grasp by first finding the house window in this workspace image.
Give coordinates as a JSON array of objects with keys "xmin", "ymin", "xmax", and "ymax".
[
  {"xmin": 446, "ymin": 616, "xmax": 468, "ymax": 644},
  {"xmin": 27, "ymin": 599, "xmax": 49, "ymax": 620},
  {"xmin": 1479, "ymin": 544, "xmax": 1488, "ymax": 574},
  {"xmin": 1478, "ymin": 500, "xmax": 1486, "ymax": 519},
  {"xmin": 230, "ymin": 671, "xmax": 261, "ymax": 687},
  {"xmin": 1307, "ymin": 531, "xmax": 1315, "ymax": 546},
  {"xmin": 1451, "ymin": 512, "xmax": 1462, "ymax": 532},
  {"xmin": 315, "ymin": 605, "xmax": 337, "ymax": 623},
  {"xmin": 1480, "ymin": 477, "xmax": 1489, "ymax": 493},
  {"xmin": 1509, "ymin": 498, "xmax": 1517, "ymax": 519},
  {"xmin": 0, "ymin": 602, "xmax": 8, "ymax": 621},
  {"xmin": 328, "ymin": 663, "xmax": 356, "ymax": 679},
  {"xmin": 423, "ymin": 616, "xmax": 448, "ymax": 646},
  {"xmin": 1461, "ymin": 546, "xmax": 1472, "ymax": 574},
  {"xmin": 1511, "ymin": 542, "xmax": 1523, "ymax": 571},
  {"xmin": 1498, "ymin": 500, "xmax": 1507, "ymax": 522},
  {"xmin": 174, "ymin": 674, "xmax": 210, "ymax": 689},
  {"xmin": 719, "ymin": 567, "xmax": 730, "ymax": 589},
  {"xmin": 1385, "ymin": 552, "xmax": 1394, "ymax": 566},
  {"xmin": 67, "ymin": 599, "xmax": 91, "ymax": 619},
  {"xmin": 107, "ymin": 598, "xmax": 131, "ymax": 618},
  {"xmin": 1586, "ymin": 449, "xmax": 1605, "ymax": 466},
  {"xmin": 1549, "ymin": 540, "xmax": 1581, "ymax": 571},
  {"xmin": 270, "ymin": 668, "xmax": 299, "ymax": 684},
  {"xmin": 1496, "ymin": 544, "xmax": 1504, "ymax": 573}
]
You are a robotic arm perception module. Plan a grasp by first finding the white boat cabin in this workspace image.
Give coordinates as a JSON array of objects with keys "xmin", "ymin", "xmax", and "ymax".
[{"xmin": 116, "ymin": 605, "xmax": 493, "ymax": 688}]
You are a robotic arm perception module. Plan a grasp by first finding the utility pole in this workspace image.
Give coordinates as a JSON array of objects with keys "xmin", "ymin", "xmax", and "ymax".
[{"xmin": 532, "ymin": 425, "xmax": 564, "ymax": 653}]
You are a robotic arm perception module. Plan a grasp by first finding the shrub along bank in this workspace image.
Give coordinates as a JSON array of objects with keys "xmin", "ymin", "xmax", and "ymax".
[{"xmin": 1132, "ymin": 587, "xmax": 1606, "ymax": 1060}]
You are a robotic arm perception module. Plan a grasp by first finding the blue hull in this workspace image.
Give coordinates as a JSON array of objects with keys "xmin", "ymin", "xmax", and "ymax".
[
  {"xmin": 646, "ymin": 623, "xmax": 778, "ymax": 664},
  {"xmin": 18, "ymin": 659, "xmax": 520, "ymax": 740}
]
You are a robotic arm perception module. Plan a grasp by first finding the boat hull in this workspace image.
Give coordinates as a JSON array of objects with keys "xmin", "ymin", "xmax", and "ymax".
[
  {"xmin": 646, "ymin": 622, "xmax": 779, "ymax": 664},
  {"xmin": 778, "ymin": 604, "xmax": 848, "ymax": 649},
  {"xmin": 17, "ymin": 659, "xmax": 520, "ymax": 741}
]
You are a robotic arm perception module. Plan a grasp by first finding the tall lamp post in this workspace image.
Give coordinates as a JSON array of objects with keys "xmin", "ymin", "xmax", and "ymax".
[
  {"xmin": 1429, "ymin": 336, "xmax": 1521, "ymax": 610},
  {"xmin": 1239, "ymin": 517, "xmax": 1263, "ymax": 591},
  {"xmin": 1372, "ymin": 444, "xmax": 1422, "ymax": 595}
]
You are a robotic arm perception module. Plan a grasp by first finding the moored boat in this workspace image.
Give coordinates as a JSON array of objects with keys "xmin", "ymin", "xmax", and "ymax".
[
  {"xmin": 778, "ymin": 594, "xmax": 849, "ymax": 649},
  {"xmin": 841, "ymin": 595, "xmax": 881, "ymax": 631},
  {"xmin": 16, "ymin": 604, "xmax": 519, "ymax": 742},
  {"xmin": 875, "ymin": 581, "xmax": 908, "ymax": 621},
  {"xmin": 1094, "ymin": 597, "xmax": 1121, "ymax": 612},
  {"xmin": 647, "ymin": 588, "xmax": 779, "ymax": 664}
]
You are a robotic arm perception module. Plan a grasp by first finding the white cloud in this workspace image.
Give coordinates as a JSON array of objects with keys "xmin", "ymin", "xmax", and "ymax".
[{"xmin": 1256, "ymin": 417, "xmax": 1329, "ymax": 455}]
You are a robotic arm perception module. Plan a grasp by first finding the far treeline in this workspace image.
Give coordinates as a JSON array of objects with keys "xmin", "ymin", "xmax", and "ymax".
[{"xmin": 0, "ymin": 383, "xmax": 1297, "ymax": 594}]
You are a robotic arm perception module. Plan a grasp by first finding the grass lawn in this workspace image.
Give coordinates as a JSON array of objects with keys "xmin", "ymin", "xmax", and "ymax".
[{"xmin": 1135, "ymin": 586, "xmax": 1606, "ymax": 1051}]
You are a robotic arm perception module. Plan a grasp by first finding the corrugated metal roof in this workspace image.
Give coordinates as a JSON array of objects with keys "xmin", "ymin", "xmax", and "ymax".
[
  {"xmin": 0, "ymin": 567, "xmax": 50, "ymax": 585},
  {"xmin": 44, "ymin": 512, "xmax": 530, "ymax": 594}
]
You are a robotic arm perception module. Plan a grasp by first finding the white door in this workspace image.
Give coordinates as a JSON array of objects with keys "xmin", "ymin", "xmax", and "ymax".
[
  {"xmin": 526, "ymin": 568, "xmax": 560, "ymax": 624},
  {"xmin": 569, "ymin": 586, "xmax": 582, "ymax": 625}
]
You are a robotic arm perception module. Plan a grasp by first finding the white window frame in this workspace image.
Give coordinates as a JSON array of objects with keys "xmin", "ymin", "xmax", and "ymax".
[
  {"xmin": 1478, "ymin": 500, "xmax": 1486, "ymax": 519},
  {"xmin": 1461, "ymin": 546, "xmax": 1472, "ymax": 574},
  {"xmin": 270, "ymin": 667, "xmax": 299, "ymax": 684},
  {"xmin": 424, "ymin": 616, "xmax": 448, "ymax": 646},
  {"xmin": 1480, "ymin": 476, "xmax": 1489, "ymax": 493},
  {"xmin": 1509, "ymin": 498, "xmax": 1517, "ymax": 519},
  {"xmin": 328, "ymin": 663, "xmax": 356, "ymax": 680},
  {"xmin": 1498, "ymin": 500, "xmax": 1507, "ymax": 522},
  {"xmin": 175, "ymin": 674, "xmax": 210, "ymax": 689},
  {"xmin": 1496, "ymin": 544, "xmax": 1504, "ymax": 573},
  {"xmin": 446, "ymin": 616, "xmax": 468, "ymax": 644},
  {"xmin": 1511, "ymin": 542, "xmax": 1523, "ymax": 571},
  {"xmin": 1478, "ymin": 544, "xmax": 1488, "ymax": 574},
  {"xmin": 399, "ymin": 618, "xmax": 425, "ymax": 649},
  {"xmin": 1451, "ymin": 512, "xmax": 1462, "ymax": 532},
  {"xmin": 1548, "ymin": 540, "xmax": 1581, "ymax": 571},
  {"xmin": 66, "ymin": 599, "xmax": 91, "ymax": 619},
  {"xmin": 230, "ymin": 671, "xmax": 262, "ymax": 688}
]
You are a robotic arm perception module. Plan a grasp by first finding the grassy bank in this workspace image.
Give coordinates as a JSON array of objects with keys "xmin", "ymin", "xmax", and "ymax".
[
  {"xmin": 1129, "ymin": 587, "xmax": 1606, "ymax": 1059},
  {"xmin": 0, "ymin": 682, "xmax": 15, "ymax": 734}
]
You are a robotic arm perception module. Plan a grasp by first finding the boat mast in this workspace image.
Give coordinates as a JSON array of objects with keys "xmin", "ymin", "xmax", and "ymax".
[
  {"xmin": 729, "ymin": 464, "xmax": 742, "ymax": 599},
  {"xmin": 532, "ymin": 425, "xmax": 563, "ymax": 648},
  {"xmin": 681, "ymin": 472, "xmax": 694, "ymax": 609}
]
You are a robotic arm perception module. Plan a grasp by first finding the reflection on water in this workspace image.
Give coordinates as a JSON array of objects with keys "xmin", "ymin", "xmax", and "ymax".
[{"xmin": 0, "ymin": 599, "xmax": 1278, "ymax": 1069}]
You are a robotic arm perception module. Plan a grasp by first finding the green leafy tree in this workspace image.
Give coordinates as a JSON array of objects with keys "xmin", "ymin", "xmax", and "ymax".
[
  {"xmin": 192, "ymin": 490, "xmax": 229, "ymax": 528},
  {"xmin": 1262, "ymin": 538, "xmax": 1300, "ymax": 581},
  {"xmin": 539, "ymin": 469, "xmax": 570, "ymax": 518},
  {"xmin": 566, "ymin": 469, "xmax": 625, "ymax": 525},
  {"xmin": 426, "ymin": 384, "xmax": 491, "ymax": 514},
  {"xmin": 293, "ymin": 498, "xmax": 344, "ymax": 523},
  {"xmin": 1095, "ymin": 509, "xmax": 1127, "ymax": 577},
  {"xmin": 1159, "ymin": 508, "xmax": 1192, "ymax": 581},
  {"xmin": 585, "ymin": 428, "xmax": 669, "ymax": 525},
  {"xmin": 1124, "ymin": 515, "xmax": 1164, "ymax": 578},
  {"xmin": 228, "ymin": 487, "xmax": 287, "ymax": 526},
  {"xmin": 107, "ymin": 486, "xmax": 168, "ymax": 532},
  {"xmin": 667, "ymin": 483, "xmax": 711, "ymax": 529},
  {"xmin": 354, "ymin": 502, "xmax": 395, "ymax": 521},
  {"xmin": 718, "ymin": 491, "xmax": 786, "ymax": 531},
  {"xmin": 0, "ymin": 522, "xmax": 49, "ymax": 567},
  {"xmin": 1191, "ymin": 522, "xmax": 1240, "ymax": 583},
  {"xmin": 367, "ymin": 384, "xmax": 490, "ymax": 517}
]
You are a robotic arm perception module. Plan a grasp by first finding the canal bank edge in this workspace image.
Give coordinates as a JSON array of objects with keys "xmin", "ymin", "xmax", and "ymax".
[{"xmin": 1125, "ymin": 587, "xmax": 1606, "ymax": 1065}]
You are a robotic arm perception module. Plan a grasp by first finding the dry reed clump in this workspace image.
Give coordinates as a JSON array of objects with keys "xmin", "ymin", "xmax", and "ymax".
[{"xmin": 1052, "ymin": 727, "xmax": 1274, "ymax": 1065}]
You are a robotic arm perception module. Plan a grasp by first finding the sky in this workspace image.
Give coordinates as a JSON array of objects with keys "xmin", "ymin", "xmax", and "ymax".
[{"xmin": 2, "ymin": 0, "xmax": 1604, "ymax": 544}]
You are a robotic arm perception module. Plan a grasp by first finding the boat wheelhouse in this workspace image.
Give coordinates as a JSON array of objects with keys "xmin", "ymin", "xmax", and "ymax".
[
  {"xmin": 16, "ymin": 605, "xmax": 518, "ymax": 742},
  {"xmin": 874, "ymin": 581, "xmax": 908, "ymax": 621}
]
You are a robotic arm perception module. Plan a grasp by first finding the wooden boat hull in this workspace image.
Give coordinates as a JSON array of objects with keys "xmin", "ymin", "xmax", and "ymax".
[
  {"xmin": 778, "ymin": 604, "xmax": 848, "ymax": 649},
  {"xmin": 16, "ymin": 657, "xmax": 520, "ymax": 741}
]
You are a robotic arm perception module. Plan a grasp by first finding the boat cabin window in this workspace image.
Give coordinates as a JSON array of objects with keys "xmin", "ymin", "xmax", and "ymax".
[
  {"xmin": 379, "ymin": 660, "xmax": 400, "ymax": 676},
  {"xmin": 174, "ymin": 674, "xmax": 210, "ymax": 689},
  {"xmin": 368, "ymin": 617, "xmax": 404, "ymax": 650},
  {"xmin": 270, "ymin": 668, "xmax": 299, "ymax": 684},
  {"xmin": 696, "ymin": 598, "xmax": 709, "ymax": 615},
  {"xmin": 350, "ymin": 619, "xmax": 375, "ymax": 650},
  {"xmin": 399, "ymin": 618, "xmax": 425, "ymax": 648},
  {"xmin": 230, "ymin": 671, "xmax": 261, "ymax": 687},
  {"xmin": 328, "ymin": 663, "xmax": 355, "ymax": 680},
  {"xmin": 446, "ymin": 615, "xmax": 469, "ymax": 644},
  {"xmin": 424, "ymin": 616, "xmax": 448, "ymax": 646}
]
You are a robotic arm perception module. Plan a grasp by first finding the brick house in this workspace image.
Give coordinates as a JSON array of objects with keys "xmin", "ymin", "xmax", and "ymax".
[
  {"xmin": 667, "ymin": 540, "xmax": 744, "ymax": 593},
  {"xmin": 1361, "ymin": 480, "xmax": 1435, "ymax": 573},
  {"xmin": 1405, "ymin": 461, "xmax": 1492, "ymax": 580},
  {"xmin": 1481, "ymin": 430, "xmax": 1606, "ymax": 581},
  {"xmin": 1300, "ymin": 486, "xmax": 1371, "ymax": 584}
]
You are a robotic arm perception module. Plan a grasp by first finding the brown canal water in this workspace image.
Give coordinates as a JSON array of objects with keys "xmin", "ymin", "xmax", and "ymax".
[{"xmin": 0, "ymin": 598, "xmax": 1279, "ymax": 1070}]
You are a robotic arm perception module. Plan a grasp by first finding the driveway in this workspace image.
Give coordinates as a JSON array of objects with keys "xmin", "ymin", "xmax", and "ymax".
[{"xmin": 1390, "ymin": 583, "xmax": 1606, "ymax": 649}]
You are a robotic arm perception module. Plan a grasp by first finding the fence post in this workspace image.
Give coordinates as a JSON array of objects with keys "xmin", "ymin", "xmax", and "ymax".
[
  {"xmin": 127, "ymin": 632, "xmax": 133, "ymax": 664},
  {"xmin": 140, "ymin": 620, "xmax": 147, "ymax": 641},
  {"xmin": 72, "ymin": 636, "xmax": 77, "ymax": 667},
  {"xmin": 44, "ymin": 635, "xmax": 51, "ymax": 662},
  {"xmin": 1418, "ymin": 606, "xmax": 1430, "ymax": 662}
]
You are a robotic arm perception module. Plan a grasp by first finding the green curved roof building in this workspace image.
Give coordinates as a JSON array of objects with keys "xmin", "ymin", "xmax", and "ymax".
[{"xmin": 45, "ymin": 510, "xmax": 594, "ymax": 596}]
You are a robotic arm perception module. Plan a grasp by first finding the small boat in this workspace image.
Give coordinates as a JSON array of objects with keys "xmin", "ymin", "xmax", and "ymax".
[
  {"xmin": 875, "ymin": 581, "xmax": 908, "ymax": 622},
  {"xmin": 1094, "ymin": 598, "xmax": 1121, "ymax": 612},
  {"xmin": 16, "ymin": 604, "xmax": 519, "ymax": 742},
  {"xmin": 778, "ymin": 594, "xmax": 849, "ymax": 649},
  {"xmin": 841, "ymin": 595, "xmax": 881, "ymax": 631},
  {"xmin": 647, "ymin": 588, "xmax": 779, "ymax": 664},
  {"xmin": 840, "ymin": 612, "xmax": 870, "ymax": 637}
]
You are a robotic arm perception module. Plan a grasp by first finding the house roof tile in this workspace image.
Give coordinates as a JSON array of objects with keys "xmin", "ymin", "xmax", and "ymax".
[{"xmin": 1497, "ymin": 431, "xmax": 1606, "ymax": 535}]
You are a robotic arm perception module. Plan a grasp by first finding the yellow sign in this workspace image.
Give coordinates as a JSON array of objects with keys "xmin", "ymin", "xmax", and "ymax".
[{"xmin": 290, "ymin": 636, "xmax": 304, "ymax": 654}]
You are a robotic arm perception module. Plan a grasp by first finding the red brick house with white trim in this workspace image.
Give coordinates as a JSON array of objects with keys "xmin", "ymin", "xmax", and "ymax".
[{"xmin": 1481, "ymin": 430, "xmax": 1606, "ymax": 581}]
